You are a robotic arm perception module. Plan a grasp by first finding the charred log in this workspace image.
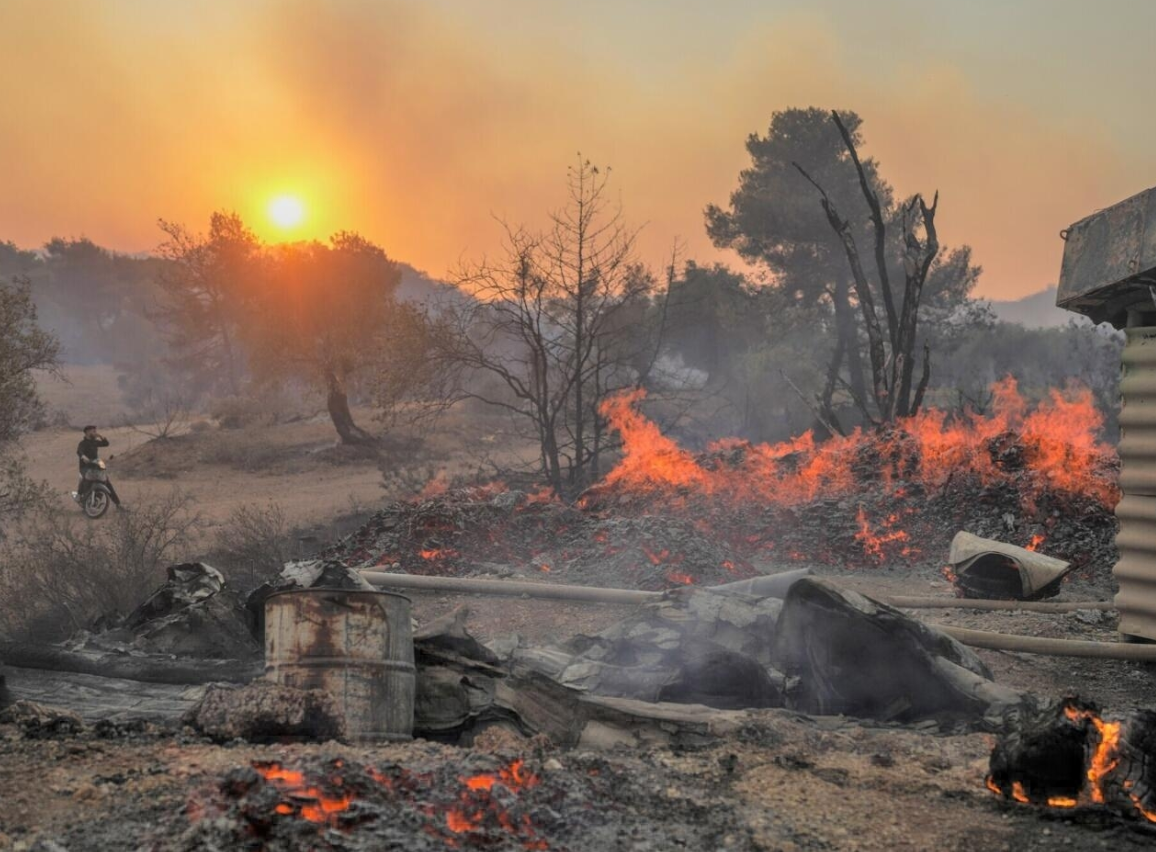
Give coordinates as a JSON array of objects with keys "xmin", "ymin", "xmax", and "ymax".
[{"xmin": 988, "ymin": 697, "xmax": 1156, "ymax": 827}]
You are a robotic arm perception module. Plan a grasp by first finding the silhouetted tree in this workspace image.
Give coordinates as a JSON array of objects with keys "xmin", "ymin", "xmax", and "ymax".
[
  {"xmin": 433, "ymin": 159, "xmax": 664, "ymax": 493},
  {"xmin": 154, "ymin": 212, "xmax": 261, "ymax": 395},
  {"xmin": 707, "ymin": 108, "xmax": 980, "ymax": 427},
  {"xmin": 0, "ymin": 277, "xmax": 59, "ymax": 527},
  {"xmin": 245, "ymin": 232, "xmax": 403, "ymax": 444}
]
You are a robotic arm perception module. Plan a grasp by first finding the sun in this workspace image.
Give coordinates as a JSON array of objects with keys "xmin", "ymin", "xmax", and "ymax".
[{"xmin": 268, "ymin": 194, "xmax": 306, "ymax": 230}]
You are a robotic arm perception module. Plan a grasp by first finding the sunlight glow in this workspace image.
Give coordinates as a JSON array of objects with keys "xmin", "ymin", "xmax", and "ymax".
[{"xmin": 268, "ymin": 195, "xmax": 306, "ymax": 230}]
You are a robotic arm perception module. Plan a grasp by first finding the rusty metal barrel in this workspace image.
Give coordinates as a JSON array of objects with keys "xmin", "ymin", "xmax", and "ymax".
[{"xmin": 264, "ymin": 589, "xmax": 415, "ymax": 742}]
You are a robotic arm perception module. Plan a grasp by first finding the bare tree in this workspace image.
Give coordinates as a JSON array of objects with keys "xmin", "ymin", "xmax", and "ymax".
[
  {"xmin": 795, "ymin": 111, "xmax": 941, "ymax": 422},
  {"xmin": 431, "ymin": 159, "xmax": 664, "ymax": 494}
]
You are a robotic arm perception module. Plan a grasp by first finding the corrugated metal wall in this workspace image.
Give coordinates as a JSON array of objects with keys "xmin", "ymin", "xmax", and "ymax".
[{"xmin": 1115, "ymin": 326, "xmax": 1156, "ymax": 639}]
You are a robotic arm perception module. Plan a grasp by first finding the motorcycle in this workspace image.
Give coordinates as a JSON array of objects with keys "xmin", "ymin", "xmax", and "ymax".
[{"xmin": 74, "ymin": 458, "xmax": 115, "ymax": 519}]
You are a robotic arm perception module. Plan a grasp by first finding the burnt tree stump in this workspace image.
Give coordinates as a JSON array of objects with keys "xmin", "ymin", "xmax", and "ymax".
[{"xmin": 988, "ymin": 697, "xmax": 1156, "ymax": 826}]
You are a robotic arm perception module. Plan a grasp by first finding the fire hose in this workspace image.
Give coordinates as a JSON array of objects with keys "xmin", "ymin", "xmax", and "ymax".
[{"xmin": 359, "ymin": 571, "xmax": 1156, "ymax": 661}]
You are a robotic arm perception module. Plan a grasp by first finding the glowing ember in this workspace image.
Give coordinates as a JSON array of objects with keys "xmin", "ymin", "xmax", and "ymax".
[
  {"xmin": 446, "ymin": 760, "xmax": 545, "ymax": 848},
  {"xmin": 1026, "ymin": 534, "xmax": 1046, "ymax": 552},
  {"xmin": 666, "ymin": 571, "xmax": 695, "ymax": 585},
  {"xmin": 419, "ymin": 548, "xmax": 459, "ymax": 561},
  {"xmin": 253, "ymin": 762, "xmax": 353, "ymax": 826},
  {"xmin": 988, "ymin": 705, "xmax": 1156, "ymax": 825}
]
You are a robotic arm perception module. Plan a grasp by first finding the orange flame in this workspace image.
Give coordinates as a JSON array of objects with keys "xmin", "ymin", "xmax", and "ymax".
[
  {"xmin": 988, "ymin": 705, "xmax": 1156, "ymax": 825},
  {"xmin": 1026, "ymin": 534, "xmax": 1046, "ymax": 552},
  {"xmin": 854, "ymin": 506, "xmax": 912, "ymax": 563},
  {"xmin": 598, "ymin": 379, "xmax": 1116, "ymax": 516},
  {"xmin": 446, "ymin": 760, "xmax": 544, "ymax": 845},
  {"xmin": 1063, "ymin": 706, "xmax": 1121, "ymax": 804}
]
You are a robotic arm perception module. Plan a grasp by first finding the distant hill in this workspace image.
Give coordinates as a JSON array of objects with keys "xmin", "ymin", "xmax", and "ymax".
[{"xmin": 987, "ymin": 286, "xmax": 1083, "ymax": 328}]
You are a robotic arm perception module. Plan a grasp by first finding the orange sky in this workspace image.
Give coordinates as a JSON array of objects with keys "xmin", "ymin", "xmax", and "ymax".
[{"xmin": 0, "ymin": 0, "xmax": 1152, "ymax": 299}]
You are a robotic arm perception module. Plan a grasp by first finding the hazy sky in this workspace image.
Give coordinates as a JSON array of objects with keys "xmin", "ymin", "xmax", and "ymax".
[{"xmin": 1, "ymin": 0, "xmax": 1153, "ymax": 299}]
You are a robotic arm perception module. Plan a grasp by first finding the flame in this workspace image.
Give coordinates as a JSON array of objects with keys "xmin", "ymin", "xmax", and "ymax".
[
  {"xmin": 1063, "ymin": 706, "xmax": 1121, "ymax": 804},
  {"xmin": 1131, "ymin": 795, "xmax": 1156, "ymax": 824},
  {"xmin": 854, "ymin": 506, "xmax": 912, "ymax": 564},
  {"xmin": 1011, "ymin": 781, "xmax": 1030, "ymax": 804},
  {"xmin": 419, "ymin": 472, "xmax": 450, "ymax": 499},
  {"xmin": 598, "ymin": 379, "xmax": 1116, "ymax": 517},
  {"xmin": 250, "ymin": 759, "xmax": 556, "ymax": 841},
  {"xmin": 1047, "ymin": 796, "xmax": 1078, "ymax": 808},
  {"xmin": 1026, "ymin": 534, "xmax": 1046, "ymax": 552}
]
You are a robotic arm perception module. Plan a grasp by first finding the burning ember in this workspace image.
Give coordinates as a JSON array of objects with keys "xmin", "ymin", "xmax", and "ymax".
[
  {"xmin": 204, "ymin": 758, "xmax": 551, "ymax": 848},
  {"xmin": 987, "ymin": 700, "xmax": 1156, "ymax": 826},
  {"xmin": 854, "ymin": 506, "xmax": 916, "ymax": 564},
  {"xmin": 184, "ymin": 753, "xmax": 756, "ymax": 851}
]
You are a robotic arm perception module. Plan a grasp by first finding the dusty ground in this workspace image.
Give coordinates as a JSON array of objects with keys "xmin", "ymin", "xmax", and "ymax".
[
  {"xmin": 1, "ymin": 701, "xmax": 1154, "ymax": 851},
  {"xmin": 3, "ymin": 566, "xmax": 1154, "ymax": 850},
  {"xmin": 5, "ymin": 367, "xmax": 1154, "ymax": 849},
  {"xmin": 23, "ymin": 366, "xmax": 539, "ymax": 540}
]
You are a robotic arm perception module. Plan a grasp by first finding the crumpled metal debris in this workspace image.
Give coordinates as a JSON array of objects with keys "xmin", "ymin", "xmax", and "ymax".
[{"xmin": 948, "ymin": 531, "xmax": 1072, "ymax": 600}]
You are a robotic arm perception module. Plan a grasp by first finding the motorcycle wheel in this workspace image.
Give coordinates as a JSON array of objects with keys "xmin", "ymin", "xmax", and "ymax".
[{"xmin": 83, "ymin": 486, "xmax": 110, "ymax": 519}]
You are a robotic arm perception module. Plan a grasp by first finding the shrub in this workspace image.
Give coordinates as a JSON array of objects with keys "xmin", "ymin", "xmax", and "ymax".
[{"xmin": 0, "ymin": 492, "xmax": 198, "ymax": 641}]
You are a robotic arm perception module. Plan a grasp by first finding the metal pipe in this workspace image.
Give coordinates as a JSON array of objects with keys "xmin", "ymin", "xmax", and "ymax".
[
  {"xmin": 359, "ymin": 571, "xmax": 1115, "ymax": 615},
  {"xmin": 938, "ymin": 625, "xmax": 1156, "ymax": 660},
  {"xmin": 883, "ymin": 596, "xmax": 1115, "ymax": 614},
  {"xmin": 359, "ymin": 571, "xmax": 660, "ymax": 605}
]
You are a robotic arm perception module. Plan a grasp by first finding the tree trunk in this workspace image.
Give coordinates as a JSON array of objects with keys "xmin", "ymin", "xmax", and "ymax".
[
  {"xmin": 326, "ymin": 370, "xmax": 371, "ymax": 445},
  {"xmin": 833, "ymin": 277, "xmax": 867, "ymax": 404}
]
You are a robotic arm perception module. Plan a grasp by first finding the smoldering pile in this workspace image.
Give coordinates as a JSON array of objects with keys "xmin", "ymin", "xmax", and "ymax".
[
  {"xmin": 321, "ymin": 434, "xmax": 1116, "ymax": 592},
  {"xmin": 320, "ymin": 490, "xmax": 756, "ymax": 591}
]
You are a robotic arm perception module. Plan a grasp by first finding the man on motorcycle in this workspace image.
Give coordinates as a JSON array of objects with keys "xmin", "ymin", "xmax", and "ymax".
[{"xmin": 74, "ymin": 425, "xmax": 123, "ymax": 510}]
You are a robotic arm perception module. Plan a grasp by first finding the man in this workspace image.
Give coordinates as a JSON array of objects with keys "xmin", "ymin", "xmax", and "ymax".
[{"xmin": 74, "ymin": 425, "xmax": 123, "ymax": 510}]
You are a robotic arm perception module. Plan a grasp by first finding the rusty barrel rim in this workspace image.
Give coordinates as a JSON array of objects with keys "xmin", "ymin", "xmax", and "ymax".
[{"xmin": 264, "ymin": 587, "xmax": 413, "ymax": 604}]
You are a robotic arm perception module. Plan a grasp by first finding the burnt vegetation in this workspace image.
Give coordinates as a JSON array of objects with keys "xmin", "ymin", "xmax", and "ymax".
[{"xmin": 0, "ymin": 106, "xmax": 1147, "ymax": 850}]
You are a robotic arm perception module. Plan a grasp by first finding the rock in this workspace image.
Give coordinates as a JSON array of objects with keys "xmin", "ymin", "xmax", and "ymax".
[
  {"xmin": 0, "ymin": 700, "xmax": 85, "ymax": 737},
  {"xmin": 1072, "ymin": 608, "xmax": 1107, "ymax": 625},
  {"xmin": 183, "ymin": 681, "xmax": 345, "ymax": 743}
]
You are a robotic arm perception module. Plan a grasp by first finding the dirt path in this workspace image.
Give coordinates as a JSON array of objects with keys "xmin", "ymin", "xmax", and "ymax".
[{"xmin": 20, "ymin": 422, "xmax": 387, "ymax": 532}]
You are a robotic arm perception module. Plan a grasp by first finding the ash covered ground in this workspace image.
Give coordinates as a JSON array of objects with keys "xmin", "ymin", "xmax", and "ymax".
[{"xmin": 3, "ymin": 382, "xmax": 1152, "ymax": 851}]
